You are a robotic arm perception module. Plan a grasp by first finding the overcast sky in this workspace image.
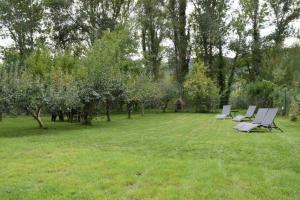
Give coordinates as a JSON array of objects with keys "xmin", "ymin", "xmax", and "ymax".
[{"xmin": 0, "ymin": 0, "xmax": 299, "ymax": 57}]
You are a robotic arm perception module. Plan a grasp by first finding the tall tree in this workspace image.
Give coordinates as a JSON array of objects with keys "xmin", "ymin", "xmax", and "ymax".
[
  {"xmin": 240, "ymin": 0, "xmax": 266, "ymax": 80},
  {"xmin": 225, "ymin": 12, "xmax": 249, "ymax": 103},
  {"xmin": 44, "ymin": 0, "xmax": 83, "ymax": 51},
  {"xmin": 266, "ymin": 0, "xmax": 300, "ymax": 46},
  {"xmin": 137, "ymin": 0, "xmax": 166, "ymax": 80},
  {"xmin": 0, "ymin": 0, "xmax": 44, "ymax": 64},
  {"xmin": 192, "ymin": 0, "xmax": 215, "ymax": 73},
  {"xmin": 191, "ymin": 0, "xmax": 229, "ymax": 105},
  {"xmin": 167, "ymin": 0, "xmax": 190, "ymax": 89},
  {"xmin": 76, "ymin": 0, "xmax": 132, "ymax": 45}
]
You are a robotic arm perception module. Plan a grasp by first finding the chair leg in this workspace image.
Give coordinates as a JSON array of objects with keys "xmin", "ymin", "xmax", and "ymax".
[
  {"xmin": 276, "ymin": 127, "xmax": 284, "ymax": 133},
  {"xmin": 273, "ymin": 122, "xmax": 283, "ymax": 133}
]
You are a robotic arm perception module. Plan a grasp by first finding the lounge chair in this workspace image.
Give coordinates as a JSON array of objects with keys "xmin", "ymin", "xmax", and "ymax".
[
  {"xmin": 234, "ymin": 108, "xmax": 268, "ymax": 130},
  {"xmin": 233, "ymin": 105, "xmax": 256, "ymax": 122},
  {"xmin": 216, "ymin": 105, "xmax": 232, "ymax": 119},
  {"xmin": 238, "ymin": 108, "xmax": 283, "ymax": 132}
]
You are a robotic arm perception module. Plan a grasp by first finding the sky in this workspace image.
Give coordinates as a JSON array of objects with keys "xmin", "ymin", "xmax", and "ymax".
[{"xmin": 0, "ymin": 0, "xmax": 299, "ymax": 58}]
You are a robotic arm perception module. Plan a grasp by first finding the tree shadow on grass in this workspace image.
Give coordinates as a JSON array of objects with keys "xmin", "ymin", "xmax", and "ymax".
[
  {"xmin": 0, "ymin": 117, "xmax": 113, "ymax": 138},
  {"xmin": 234, "ymin": 128, "xmax": 284, "ymax": 134}
]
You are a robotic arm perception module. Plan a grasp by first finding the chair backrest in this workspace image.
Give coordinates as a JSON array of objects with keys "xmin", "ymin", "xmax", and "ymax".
[
  {"xmin": 245, "ymin": 105, "xmax": 257, "ymax": 117},
  {"xmin": 261, "ymin": 108, "xmax": 278, "ymax": 126},
  {"xmin": 253, "ymin": 108, "xmax": 268, "ymax": 124},
  {"xmin": 222, "ymin": 105, "xmax": 231, "ymax": 115}
]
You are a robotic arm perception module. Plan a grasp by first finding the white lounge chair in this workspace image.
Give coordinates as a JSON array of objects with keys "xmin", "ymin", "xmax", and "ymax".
[
  {"xmin": 216, "ymin": 105, "xmax": 232, "ymax": 119},
  {"xmin": 233, "ymin": 105, "xmax": 256, "ymax": 122}
]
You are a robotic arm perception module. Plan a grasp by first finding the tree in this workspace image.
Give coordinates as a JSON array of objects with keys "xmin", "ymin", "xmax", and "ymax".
[
  {"xmin": 266, "ymin": 0, "xmax": 300, "ymax": 46},
  {"xmin": 244, "ymin": 80, "xmax": 276, "ymax": 107},
  {"xmin": 191, "ymin": 0, "xmax": 229, "ymax": 105},
  {"xmin": 158, "ymin": 78, "xmax": 178, "ymax": 112},
  {"xmin": 184, "ymin": 62, "xmax": 219, "ymax": 112},
  {"xmin": 25, "ymin": 44, "xmax": 52, "ymax": 78},
  {"xmin": 16, "ymin": 71, "xmax": 49, "ymax": 129},
  {"xmin": 44, "ymin": 0, "xmax": 84, "ymax": 52},
  {"xmin": 76, "ymin": 0, "xmax": 133, "ymax": 45},
  {"xmin": 0, "ymin": 65, "xmax": 18, "ymax": 121},
  {"xmin": 13, "ymin": 45, "xmax": 53, "ymax": 129},
  {"xmin": 125, "ymin": 72, "xmax": 161, "ymax": 118},
  {"xmin": 82, "ymin": 28, "xmax": 135, "ymax": 123},
  {"xmin": 0, "ymin": 0, "xmax": 44, "ymax": 65},
  {"xmin": 240, "ymin": 0, "xmax": 267, "ymax": 80},
  {"xmin": 224, "ymin": 12, "xmax": 249, "ymax": 103},
  {"xmin": 167, "ymin": 0, "xmax": 190, "ymax": 88},
  {"xmin": 48, "ymin": 69, "xmax": 81, "ymax": 122},
  {"xmin": 137, "ymin": 0, "xmax": 166, "ymax": 80}
]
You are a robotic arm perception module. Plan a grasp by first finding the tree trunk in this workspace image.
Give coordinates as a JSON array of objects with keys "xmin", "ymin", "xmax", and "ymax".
[
  {"xmin": 51, "ymin": 112, "xmax": 57, "ymax": 122},
  {"xmin": 31, "ymin": 108, "xmax": 46, "ymax": 129},
  {"xmin": 162, "ymin": 100, "xmax": 169, "ymax": 112},
  {"xmin": 81, "ymin": 102, "xmax": 93, "ymax": 125},
  {"xmin": 106, "ymin": 101, "xmax": 111, "ymax": 122},
  {"xmin": 224, "ymin": 56, "xmax": 238, "ymax": 105},
  {"xmin": 169, "ymin": 0, "xmax": 190, "ymax": 86},
  {"xmin": 251, "ymin": 0, "xmax": 261, "ymax": 79},
  {"xmin": 141, "ymin": 102, "xmax": 145, "ymax": 116},
  {"xmin": 58, "ymin": 110, "xmax": 64, "ymax": 122},
  {"xmin": 0, "ymin": 112, "xmax": 2, "ymax": 122},
  {"xmin": 119, "ymin": 101, "xmax": 124, "ymax": 112},
  {"xmin": 217, "ymin": 44, "xmax": 226, "ymax": 107},
  {"xmin": 82, "ymin": 112, "xmax": 91, "ymax": 125},
  {"xmin": 127, "ymin": 103, "xmax": 132, "ymax": 119}
]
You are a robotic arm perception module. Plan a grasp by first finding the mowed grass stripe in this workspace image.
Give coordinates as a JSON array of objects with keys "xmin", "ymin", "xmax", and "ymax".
[{"xmin": 0, "ymin": 113, "xmax": 299, "ymax": 199}]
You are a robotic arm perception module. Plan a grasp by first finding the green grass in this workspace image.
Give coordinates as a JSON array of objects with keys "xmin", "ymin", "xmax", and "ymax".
[{"xmin": 0, "ymin": 113, "xmax": 299, "ymax": 200}]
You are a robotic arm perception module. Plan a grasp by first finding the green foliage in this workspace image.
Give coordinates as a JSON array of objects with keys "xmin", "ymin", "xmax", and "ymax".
[
  {"xmin": 158, "ymin": 78, "xmax": 179, "ymax": 112},
  {"xmin": 126, "ymin": 73, "xmax": 161, "ymax": 104},
  {"xmin": 48, "ymin": 69, "xmax": 81, "ymax": 112},
  {"xmin": 25, "ymin": 45, "xmax": 52, "ymax": 78},
  {"xmin": 85, "ymin": 28, "xmax": 136, "ymax": 75},
  {"xmin": 44, "ymin": 0, "xmax": 83, "ymax": 50},
  {"xmin": 16, "ymin": 71, "xmax": 49, "ymax": 112},
  {"xmin": 80, "ymin": 28, "xmax": 137, "ymax": 123},
  {"xmin": 262, "ymin": 47, "xmax": 300, "ymax": 86},
  {"xmin": 0, "ymin": 0, "xmax": 44, "ymax": 62},
  {"xmin": 83, "ymin": 28, "xmax": 136, "ymax": 98},
  {"xmin": 137, "ymin": 0, "xmax": 166, "ymax": 80},
  {"xmin": 2, "ymin": 48, "xmax": 22, "ymax": 70},
  {"xmin": 0, "ymin": 65, "xmax": 18, "ymax": 116},
  {"xmin": 245, "ymin": 80, "xmax": 276, "ymax": 107},
  {"xmin": 266, "ymin": 0, "xmax": 300, "ymax": 46},
  {"xmin": 184, "ymin": 62, "xmax": 219, "ymax": 112},
  {"xmin": 289, "ymin": 94, "xmax": 300, "ymax": 121},
  {"xmin": 11, "ymin": 47, "xmax": 81, "ymax": 128},
  {"xmin": 76, "ymin": 0, "xmax": 132, "ymax": 44},
  {"xmin": 53, "ymin": 51, "xmax": 80, "ymax": 74}
]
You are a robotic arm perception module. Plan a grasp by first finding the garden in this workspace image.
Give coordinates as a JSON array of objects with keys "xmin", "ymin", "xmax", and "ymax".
[{"xmin": 0, "ymin": 0, "xmax": 300, "ymax": 199}]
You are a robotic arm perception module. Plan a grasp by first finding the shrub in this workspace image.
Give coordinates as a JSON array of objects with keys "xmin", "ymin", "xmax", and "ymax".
[
  {"xmin": 184, "ymin": 62, "xmax": 219, "ymax": 112},
  {"xmin": 158, "ymin": 79, "xmax": 179, "ymax": 112},
  {"xmin": 245, "ymin": 80, "xmax": 276, "ymax": 107},
  {"xmin": 289, "ymin": 95, "xmax": 300, "ymax": 121}
]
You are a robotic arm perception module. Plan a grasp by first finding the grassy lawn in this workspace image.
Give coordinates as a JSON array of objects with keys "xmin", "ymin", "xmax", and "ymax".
[{"xmin": 0, "ymin": 113, "xmax": 299, "ymax": 199}]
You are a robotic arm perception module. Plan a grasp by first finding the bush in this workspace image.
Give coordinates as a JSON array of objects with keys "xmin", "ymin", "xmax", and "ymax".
[
  {"xmin": 245, "ymin": 80, "xmax": 276, "ymax": 107},
  {"xmin": 289, "ymin": 95, "xmax": 300, "ymax": 121},
  {"xmin": 158, "ymin": 79, "xmax": 178, "ymax": 112},
  {"xmin": 184, "ymin": 62, "xmax": 219, "ymax": 112}
]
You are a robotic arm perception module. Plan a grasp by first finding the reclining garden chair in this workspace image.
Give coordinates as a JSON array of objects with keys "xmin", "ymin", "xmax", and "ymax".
[
  {"xmin": 237, "ymin": 108, "xmax": 283, "ymax": 132},
  {"xmin": 216, "ymin": 105, "xmax": 232, "ymax": 119},
  {"xmin": 234, "ymin": 108, "xmax": 268, "ymax": 130},
  {"xmin": 233, "ymin": 105, "xmax": 256, "ymax": 122}
]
